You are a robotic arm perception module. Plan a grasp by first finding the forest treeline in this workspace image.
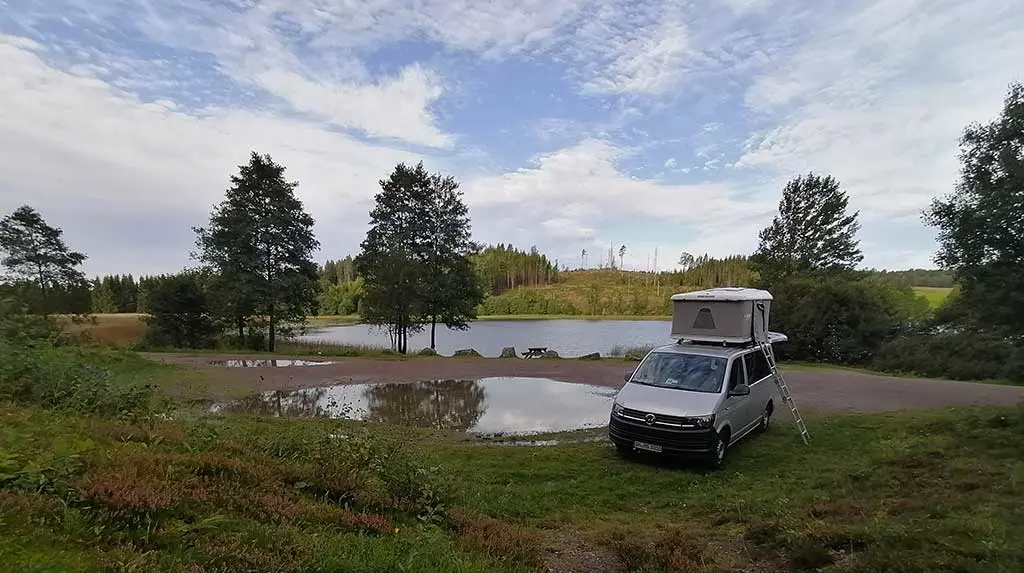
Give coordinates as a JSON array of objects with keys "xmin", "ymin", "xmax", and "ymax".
[{"xmin": 18, "ymin": 254, "xmax": 951, "ymax": 317}]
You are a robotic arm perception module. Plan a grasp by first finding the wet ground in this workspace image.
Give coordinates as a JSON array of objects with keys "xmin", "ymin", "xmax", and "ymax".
[
  {"xmin": 145, "ymin": 352, "xmax": 1024, "ymax": 415},
  {"xmin": 211, "ymin": 377, "xmax": 618, "ymax": 436}
]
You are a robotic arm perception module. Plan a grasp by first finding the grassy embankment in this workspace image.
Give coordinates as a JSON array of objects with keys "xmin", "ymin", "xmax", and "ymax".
[{"xmin": 2, "ymin": 347, "xmax": 1023, "ymax": 572}]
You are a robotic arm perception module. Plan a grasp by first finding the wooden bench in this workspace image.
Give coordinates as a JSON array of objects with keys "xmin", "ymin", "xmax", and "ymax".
[{"xmin": 522, "ymin": 347, "xmax": 548, "ymax": 359}]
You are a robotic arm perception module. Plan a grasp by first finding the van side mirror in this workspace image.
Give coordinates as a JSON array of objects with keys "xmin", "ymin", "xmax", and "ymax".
[
  {"xmin": 624, "ymin": 368, "xmax": 634, "ymax": 382},
  {"xmin": 729, "ymin": 383, "xmax": 751, "ymax": 397}
]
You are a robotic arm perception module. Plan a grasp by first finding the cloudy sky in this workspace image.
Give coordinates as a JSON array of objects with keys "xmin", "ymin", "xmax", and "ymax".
[{"xmin": 1, "ymin": 0, "xmax": 1021, "ymax": 277}]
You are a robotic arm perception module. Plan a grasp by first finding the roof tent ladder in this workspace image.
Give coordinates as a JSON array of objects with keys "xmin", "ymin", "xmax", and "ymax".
[{"xmin": 756, "ymin": 302, "xmax": 809, "ymax": 445}]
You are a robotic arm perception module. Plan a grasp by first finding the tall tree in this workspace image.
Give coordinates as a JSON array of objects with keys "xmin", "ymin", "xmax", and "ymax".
[
  {"xmin": 193, "ymin": 151, "xmax": 321, "ymax": 351},
  {"xmin": 925, "ymin": 81, "xmax": 1024, "ymax": 335},
  {"xmin": 0, "ymin": 205, "xmax": 87, "ymax": 315},
  {"xmin": 418, "ymin": 171, "xmax": 483, "ymax": 350},
  {"xmin": 752, "ymin": 173, "xmax": 863, "ymax": 284},
  {"xmin": 618, "ymin": 245, "xmax": 626, "ymax": 269},
  {"xmin": 677, "ymin": 251, "xmax": 695, "ymax": 271},
  {"xmin": 356, "ymin": 162, "xmax": 430, "ymax": 354}
]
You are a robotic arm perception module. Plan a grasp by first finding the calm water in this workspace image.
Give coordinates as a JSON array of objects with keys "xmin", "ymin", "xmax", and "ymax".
[
  {"xmin": 209, "ymin": 359, "xmax": 338, "ymax": 367},
  {"xmin": 298, "ymin": 319, "xmax": 675, "ymax": 357},
  {"xmin": 211, "ymin": 377, "xmax": 618, "ymax": 436}
]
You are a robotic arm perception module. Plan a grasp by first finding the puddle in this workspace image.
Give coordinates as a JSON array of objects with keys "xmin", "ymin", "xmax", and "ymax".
[
  {"xmin": 483, "ymin": 436, "xmax": 609, "ymax": 447},
  {"xmin": 209, "ymin": 359, "xmax": 337, "ymax": 367},
  {"xmin": 211, "ymin": 377, "xmax": 617, "ymax": 436}
]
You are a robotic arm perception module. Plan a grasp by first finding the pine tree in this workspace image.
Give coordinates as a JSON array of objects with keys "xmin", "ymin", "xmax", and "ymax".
[
  {"xmin": 193, "ymin": 151, "xmax": 321, "ymax": 351},
  {"xmin": 0, "ymin": 205, "xmax": 87, "ymax": 315}
]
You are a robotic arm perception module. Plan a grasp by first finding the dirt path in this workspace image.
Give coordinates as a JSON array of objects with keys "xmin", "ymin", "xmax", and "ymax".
[{"xmin": 143, "ymin": 352, "xmax": 1024, "ymax": 413}]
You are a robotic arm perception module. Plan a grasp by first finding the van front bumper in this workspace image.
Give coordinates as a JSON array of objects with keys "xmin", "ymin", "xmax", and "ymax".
[{"xmin": 608, "ymin": 415, "xmax": 716, "ymax": 456}]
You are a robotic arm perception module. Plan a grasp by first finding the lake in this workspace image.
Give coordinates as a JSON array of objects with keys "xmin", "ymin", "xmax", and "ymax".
[
  {"xmin": 297, "ymin": 319, "xmax": 676, "ymax": 357},
  {"xmin": 211, "ymin": 377, "xmax": 619, "ymax": 436}
]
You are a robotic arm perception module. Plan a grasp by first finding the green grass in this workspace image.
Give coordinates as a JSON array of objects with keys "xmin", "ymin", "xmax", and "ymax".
[
  {"xmin": 913, "ymin": 286, "xmax": 954, "ymax": 308},
  {"xmin": 3, "ymin": 399, "xmax": 1023, "ymax": 572}
]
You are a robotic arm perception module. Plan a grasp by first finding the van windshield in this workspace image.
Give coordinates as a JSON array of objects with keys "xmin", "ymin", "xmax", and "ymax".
[{"xmin": 629, "ymin": 352, "xmax": 727, "ymax": 393}]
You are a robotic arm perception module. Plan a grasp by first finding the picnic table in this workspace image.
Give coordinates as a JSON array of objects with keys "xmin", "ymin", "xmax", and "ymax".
[{"xmin": 522, "ymin": 347, "xmax": 548, "ymax": 359}]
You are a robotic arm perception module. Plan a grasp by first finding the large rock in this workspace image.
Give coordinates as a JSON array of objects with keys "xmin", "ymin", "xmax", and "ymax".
[
  {"xmin": 578, "ymin": 352, "xmax": 601, "ymax": 360},
  {"xmin": 542, "ymin": 350, "xmax": 561, "ymax": 359},
  {"xmin": 499, "ymin": 346, "xmax": 518, "ymax": 358},
  {"xmin": 453, "ymin": 348, "xmax": 482, "ymax": 358},
  {"xmin": 417, "ymin": 347, "xmax": 438, "ymax": 356}
]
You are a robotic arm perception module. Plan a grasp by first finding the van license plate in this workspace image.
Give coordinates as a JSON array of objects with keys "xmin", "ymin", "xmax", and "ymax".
[{"xmin": 634, "ymin": 441, "xmax": 662, "ymax": 453}]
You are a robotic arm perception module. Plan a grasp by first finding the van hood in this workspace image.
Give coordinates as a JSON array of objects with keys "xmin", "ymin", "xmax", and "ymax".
[{"xmin": 614, "ymin": 382, "xmax": 722, "ymax": 417}]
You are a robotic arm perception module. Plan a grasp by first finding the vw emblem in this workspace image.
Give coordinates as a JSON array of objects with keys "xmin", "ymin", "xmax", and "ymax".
[{"xmin": 644, "ymin": 413, "xmax": 656, "ymax": 425}]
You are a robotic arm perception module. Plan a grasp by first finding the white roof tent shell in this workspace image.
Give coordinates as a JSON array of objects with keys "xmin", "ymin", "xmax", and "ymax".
[{"xmin": 670, "ymin": 287, "xmax": 786, "ymax": 346}]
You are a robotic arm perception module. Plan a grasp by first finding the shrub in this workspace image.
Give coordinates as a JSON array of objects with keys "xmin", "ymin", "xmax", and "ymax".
[
  {"xmin": 0, "ymin": 297, "xmax": 65, "ymax": 344},
  {"xmin": 0, "ymin": 340, "xmax": 155, "ymax": 417},
  {"xmin": 873, "ymin": 331, "xmax": 1023, "ymax": 382},
  {"xmin": 769, "ymin": 274, "xmax": 925, "ymax": 365}
]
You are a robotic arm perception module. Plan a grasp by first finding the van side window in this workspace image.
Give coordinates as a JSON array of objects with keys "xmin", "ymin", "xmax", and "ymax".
[
  {"xmin": 743, "ymin": 351, "xmax": 772, "ymax": 383},
  {"xmin": 728, "ymin": 358, "xmax": 746, "ymax": 390}
]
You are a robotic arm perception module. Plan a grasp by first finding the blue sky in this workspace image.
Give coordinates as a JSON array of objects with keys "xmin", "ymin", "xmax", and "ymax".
[{"xmin": 1, "ymin": 0, "xmax": 1021, "ymax": 276}]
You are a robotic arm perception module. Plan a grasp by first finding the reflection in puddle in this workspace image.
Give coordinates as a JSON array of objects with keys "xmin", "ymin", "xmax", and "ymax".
[
  {"xmin": 209, "ymin": 359, "xmax": 337, "ymax": 367},
  {"xmin": 211, "ymin": 377, "xmax": 617, "ymax": 436}
]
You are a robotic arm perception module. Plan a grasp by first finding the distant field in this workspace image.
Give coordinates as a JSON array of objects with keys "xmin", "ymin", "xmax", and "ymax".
[
  {"xmin": 912, "ymin": 286, "xmax": 953, "ymax": 308},
  {"xmin": 64, "ymin": 313, "xmax": 147, "ymax": 346}
]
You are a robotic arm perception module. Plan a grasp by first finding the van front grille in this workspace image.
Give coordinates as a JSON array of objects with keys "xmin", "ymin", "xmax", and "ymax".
[
  {"xmin": 609, "ymin": 416, "xmax": 714, "ymax": 452},
  {"xmin": 618, "ymin": 407, "xmax": 696, "ymax": 428}
]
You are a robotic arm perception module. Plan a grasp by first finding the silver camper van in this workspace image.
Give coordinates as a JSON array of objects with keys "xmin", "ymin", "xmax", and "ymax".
[{"xmin": 609, "ymin": 288, "xmax": 786, "ymax": 467}]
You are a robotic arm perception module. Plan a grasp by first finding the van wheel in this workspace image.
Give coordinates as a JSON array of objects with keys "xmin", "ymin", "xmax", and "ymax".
[
  {"xmin": 708, "ymin": 430, "xmax": 729, "ymax": 469},
  {"xmin": 759, "ymin": 402, "xmax": 773, "ymax": 431}
]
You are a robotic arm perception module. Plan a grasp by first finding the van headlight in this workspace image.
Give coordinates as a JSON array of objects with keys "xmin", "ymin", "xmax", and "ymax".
[
  {"xmin": 612, "ymin": 402, "xmax": 625, "ymax": 416},
  {"xmin": 689, "ymin": 414, "xmax": 714, "ymax": 428}
]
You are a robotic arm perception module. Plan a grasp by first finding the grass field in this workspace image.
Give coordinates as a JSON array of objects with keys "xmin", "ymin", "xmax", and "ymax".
[
  {"xmin": 4, "ymin": 337, "xmax": 1024, "ymax": 572},
  {"xmin": 2, "ymin": 351, "xmax": 1022, "ymax": 572},
  {"xmin": 912, "ymin": 286, "xmax": 954, "ymax": 308}
]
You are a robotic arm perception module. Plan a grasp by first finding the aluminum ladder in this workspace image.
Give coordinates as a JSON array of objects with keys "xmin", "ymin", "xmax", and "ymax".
[{"xmin": 760, "ymin": 341, "xmax": 810, "ymax": 444}]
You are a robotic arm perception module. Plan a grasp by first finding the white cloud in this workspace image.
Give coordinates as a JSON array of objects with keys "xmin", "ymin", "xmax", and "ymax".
[
  {"xmin": 463, "ymin": 139, "xmax": 775, "ymax": 261},
  {"xmin": 0, "ymin": 36, "xmax": 423, "ymax": 275},
  {"xmin": 739, "ymin": 0, "xmax": 1024, "ymax": 222},
  {"xmin": 4, "ymin": 0, "xmax": 1023, "ymax": 276},
  {"xmin": 252, "ymin": 64, "xmax": 451, "ymax": 147},
  {"xmin": 581, "ymin": 18, "xmax": 692, "ymax": 96},
  {"xmin": 541, "ymin": 218, "xmax": 596, "ymax": 241}
]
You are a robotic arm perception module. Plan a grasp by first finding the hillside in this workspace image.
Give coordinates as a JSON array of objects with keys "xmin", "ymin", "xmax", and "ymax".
[
  {"xmin": 477, "ymin": 269, "xmax": 733, "ymax": 317},
  {"xmin": 477, "ymin": 269, "xmax": 954, "ymax": 317}
]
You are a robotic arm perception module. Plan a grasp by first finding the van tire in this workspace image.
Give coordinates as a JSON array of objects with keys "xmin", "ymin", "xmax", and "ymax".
[
  {"xmin": 707, "ymin": 429, "xmax": 729, "ymax": 469},
  {"xmin": 759, "ymin": 401, "xmax": 773, "ymax": 432}
]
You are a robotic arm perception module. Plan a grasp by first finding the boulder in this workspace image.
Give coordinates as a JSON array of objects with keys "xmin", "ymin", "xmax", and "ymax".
[
  {"xmin": 542, "ymin": 350, "xmax": 561, "ymax": 359},
  {"xmin": 453, "ymin": 348, "xmax": 482, "ymax": 358},
  {"xmin": 578, "ymin": 352, "xmax": 601, "ymax": 360},
  {"xmin": 499, "ymin": 346, "xmax": 518, "ymax": 358},
  {"xmin": 417, "ymin": 347, "xmax": 438, "ymax": 356}
]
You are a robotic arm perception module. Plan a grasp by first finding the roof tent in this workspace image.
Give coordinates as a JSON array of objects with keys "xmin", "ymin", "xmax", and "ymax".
[{"xmin": 670, "ymin": 287, "xmax": 773, "ymax": 345}]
